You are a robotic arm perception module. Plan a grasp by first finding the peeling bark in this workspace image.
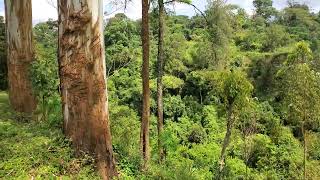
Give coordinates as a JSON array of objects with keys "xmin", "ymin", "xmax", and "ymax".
[
  {"xmin": 4, "ymin": 0, "xmax": 36, "ymax": 113},
  {"xmin": 141, "ymin": 0, "xmax": 151, "ymax": 169},
  {"xmin": 58, "ymin": 0, "xmax": 117, "ymax": 179},
  {"xmin": 157, "ymin": 0, "xmax": 165, "ymax": 162}
]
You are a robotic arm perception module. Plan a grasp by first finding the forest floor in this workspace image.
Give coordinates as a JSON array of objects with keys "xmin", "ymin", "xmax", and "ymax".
[{"xmin": 0, "ymin": 92, "xmax": 100, "ymax": 179}]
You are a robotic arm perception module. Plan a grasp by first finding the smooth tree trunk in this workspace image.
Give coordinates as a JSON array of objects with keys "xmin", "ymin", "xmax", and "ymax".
[
  {"xmin": 302, "ymin": 120, "xmax": 307, "ymax": 180},
  {"xmin": 218, "ymin": 104, "xmax": 235, "ymax": 179},
  {"xmin": 157, "ymin": 0, "xmax": 165, "ymax": 162},
  {"xmin": 141, "ymin": 0, "xmax": 151, "ymax": 169},
  {"xmin": 303, "ymin": 126, "xmax": 307, "ymax": 180},
  {"xmin": 5, "ymin": 0, "xmax": 36, "ymax": 113},
  {"xmin": 58, "ymin": 0, "xmax": 117, "ymax": 179},
  {"xmin": 244, "ymin": 135, "xmax": 248, "ymax": 180}
]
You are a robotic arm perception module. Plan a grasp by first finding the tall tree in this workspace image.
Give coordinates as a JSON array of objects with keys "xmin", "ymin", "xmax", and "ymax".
[
  {"xmin": 206, "ymin": 0, "xmax": 233, "ymax": 69},
  {"xmin": 4, "ymin": 0, "xmax": 36, "ymax": 113},
  {"xmin": 58, "ymin": 0, "xmax": 117, "ymax": 179},
  {"xmin": 253, "ymin": 0, "xmax": 277, "ymax": 19},
  {"xmin": 0, "ymin": 16, "xmax": 7, "ymax": 90},
  {"xmin": 277, "ymin": 42, "xmax": 320, "ymax": 180},
  {"xmin": 215, "ymin": 70, "xmax": 253, "ymax": 179},
  {"xmin": 157, "ymin": 0, "xmax": 165, "ymax": 162},
  {"xmin": 141, "ymin": 0, "xmax": 151, "ymax": 168}
]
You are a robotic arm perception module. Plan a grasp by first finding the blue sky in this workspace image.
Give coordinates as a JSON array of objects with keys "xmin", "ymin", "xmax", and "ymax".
[{"xmin": 0, "ymin": 0, "xmax": 320, "ymax": 24}]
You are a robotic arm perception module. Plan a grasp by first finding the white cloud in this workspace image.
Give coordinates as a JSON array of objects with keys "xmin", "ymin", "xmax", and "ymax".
[
  {"xmin": 227, "ymin": 0, "xmax": 254, "ymax": 14},
  {"xmin": 32, "ymin": 0, "xmax": 58, "ymax": 24},
  {"xmin": 105, "ymin": 0, "xmax": 142, "ymax": 20}
]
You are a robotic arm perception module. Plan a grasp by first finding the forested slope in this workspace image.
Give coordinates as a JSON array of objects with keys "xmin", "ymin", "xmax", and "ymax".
[{"xmin": 1, "ymin": 0, "xmax": 320, "ymax": 179}]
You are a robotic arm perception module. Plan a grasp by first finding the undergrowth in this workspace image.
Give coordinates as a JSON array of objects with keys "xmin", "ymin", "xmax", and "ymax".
[{"xmin": 0, "ymin": 92, "xmax": 100, "ymax": 179}]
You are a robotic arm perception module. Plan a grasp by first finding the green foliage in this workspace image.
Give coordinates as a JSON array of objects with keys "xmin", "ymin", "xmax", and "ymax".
[
  {"xmin": 262, "ymin": 24, "xmax": 290, "ymax": 52},
  {"xmin": 30, "ymin": 21, "xmax": 60, "ymax": 124},
  {"xmin": 307, "ymin": 132, "xmax": 320, "ymax": 160},
  {"xmin": 0, "ymin": 16, "xmax": 7, "ymax": 90},
  {"xmin": 164, "ymin": 32, "xmax": 189, "ymax": 74},
  {"xmin": 109, "ymin": 101, "xmax": 141, "ymax": 177},
  {"xmin": 0, "ymin": 92, "xmax": 99, "ymax": 179},
  {"xmin": 3, "ymin": 0, "xmax": 320, "ymax": 178},
  {"xmin": 236, "ymin": 30, "xmax": 263, "ymax": 51},
  {"xmin": 175, "ymin": 0, "xmax": 191, "ymax": 4},
  {"xmin": 214, "ymin": 70, "xmax": 253, "ymax": 109},
  {"xmin": 81, "ymin": 2, "xmax": 320, "ymax": 178},
  {"xmin": 163, "ymin": 75, "xmax": 184, "ymax": 90},
  {"xmin": 287, "ymin": 41, "xmax": 313, "ymax": 63},
  {"xmin": 276, "ymin": 42, "xmax": 320, "ymax": 130},
  {"xmin": 104, "ymin": 14, "xmax": 140, "ymax": 77},
  {"xmin": 205, "ymin": 0, "xmax": 234, "ymax": 69},
  {"xmin": 253, "ymin": 0, "xmax": 277, "ymax": 19}
]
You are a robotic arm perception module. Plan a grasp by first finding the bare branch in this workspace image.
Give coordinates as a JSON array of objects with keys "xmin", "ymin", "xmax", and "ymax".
[
  {"xmin": 46, "ymin": 0, "xmax": 57, "ymax": 10},
  {"xmin": 105, "ymin": 0, "xmax": 133, "ymax": 16},
  {"xmin": 107, "ymin": 58, "xmax": 133, "ymax": 78},
  {"xmin": 164, "ymin": 0, "xmax": 210, "ymax": 26},
  {"xmin": 189, "ymin": 3, "xmax": 209, "ymax": 25}
]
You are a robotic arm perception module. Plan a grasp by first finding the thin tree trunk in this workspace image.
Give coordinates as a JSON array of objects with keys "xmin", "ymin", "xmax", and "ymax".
[
  {"xmin": 244, "ymin": 135, "xmax": 248, "ymax": 180},
  {"xmin": 58, "ymin": 1, "xmax": 117, "ymax": 179},
  {"xmin": 218, "ymin": 103, "xmax": 234, "ymax": 179},
  {"xmin": 157, "ymin": 0, "xmax": 165, "ymax": 163},
  {"xmin": 5, "ymin": 0, "xmax": 36, "ymax": 113},
  {"xmin": 141, "ymin": 0, "xmax": 151, "ymax": 169},
  {"xmin": 302, "ymin": 122, "xmax": 307, "ymax": 180},
  {"xmin": 302, "ymin": 108, "xmax": 307, "ymax": 180}
]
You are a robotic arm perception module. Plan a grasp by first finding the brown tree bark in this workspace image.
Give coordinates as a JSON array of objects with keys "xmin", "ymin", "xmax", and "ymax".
[
  {"xmin": 141, "ymin": 0, "xmax": 151, "ymax": 169},
  {"xmin": 4, "ymin": 0, "xmax": 36, "ymax": 113},
  {"xmin": 157, "ymin": 0, "xmax": 165, "ymax": 163},
  {"xmin": 58, "ymin": 1, "xmax": 117, "ymax": 179}
]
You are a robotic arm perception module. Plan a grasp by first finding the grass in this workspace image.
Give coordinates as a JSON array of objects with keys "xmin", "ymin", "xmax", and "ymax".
[{"xmin": 0, "ymin": 92, "xmax": 100, "ymax": 180}]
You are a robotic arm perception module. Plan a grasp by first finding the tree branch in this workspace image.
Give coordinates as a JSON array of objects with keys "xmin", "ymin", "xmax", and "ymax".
[
  {"xmin": 46, "ymin": 0, "xmax": 57, "ymax": 10},
  {"xmin": 164, "ymin": 0, "xmax": 209, "ymax": 26}
]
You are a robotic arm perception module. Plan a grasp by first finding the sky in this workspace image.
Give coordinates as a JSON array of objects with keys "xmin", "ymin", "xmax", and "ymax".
[{"xmin": 0, "ymin": 0, "xmax": 320, "ymax": 24}]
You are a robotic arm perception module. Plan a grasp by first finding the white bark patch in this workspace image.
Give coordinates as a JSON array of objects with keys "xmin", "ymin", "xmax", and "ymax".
[
  {"xmin": 8, "ymin": 15, "xmax": 20, "ymax": 44},
  {"xmin": 88, "ymin": 0, "xmax": 101, "ymax": 28},
  {"xmin": 6, "ymin": 0, "xmax": 33, "ymax": 64},
  {"xmin": 6, "ymin": 1, "xmax": 20, "ymax": 63},
  {"xmin": 72, "ymin": 0, "xmax": 82, "ymax": 11},
  {"xmin": 64, "ymin": 89, "xmax": 69, "ymax": 129},
  {"xmin": 59, "ymin": 0, "xmax": 107, "ymax": 127}
]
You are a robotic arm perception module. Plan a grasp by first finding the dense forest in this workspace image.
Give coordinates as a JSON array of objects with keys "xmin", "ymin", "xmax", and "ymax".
[{"xmin": 1, "ymin": 0, "xmax": 320, "ymax": 179}]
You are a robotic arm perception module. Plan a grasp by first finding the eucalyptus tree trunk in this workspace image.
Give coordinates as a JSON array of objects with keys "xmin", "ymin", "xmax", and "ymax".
[
  {"xmin": 4, "ymin": 0, "xmax": 36, "ymax": 113},
  {"xmin": 141, "ymin": 0, "xmax": 151, "ymax": 169},
  {"xmin": 58, "ymin": 0, "xmax": 117, "ymax": 179},
  {"xmin": 157, "ymin": 0, "xmax": 165, "ymax": 162}
]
